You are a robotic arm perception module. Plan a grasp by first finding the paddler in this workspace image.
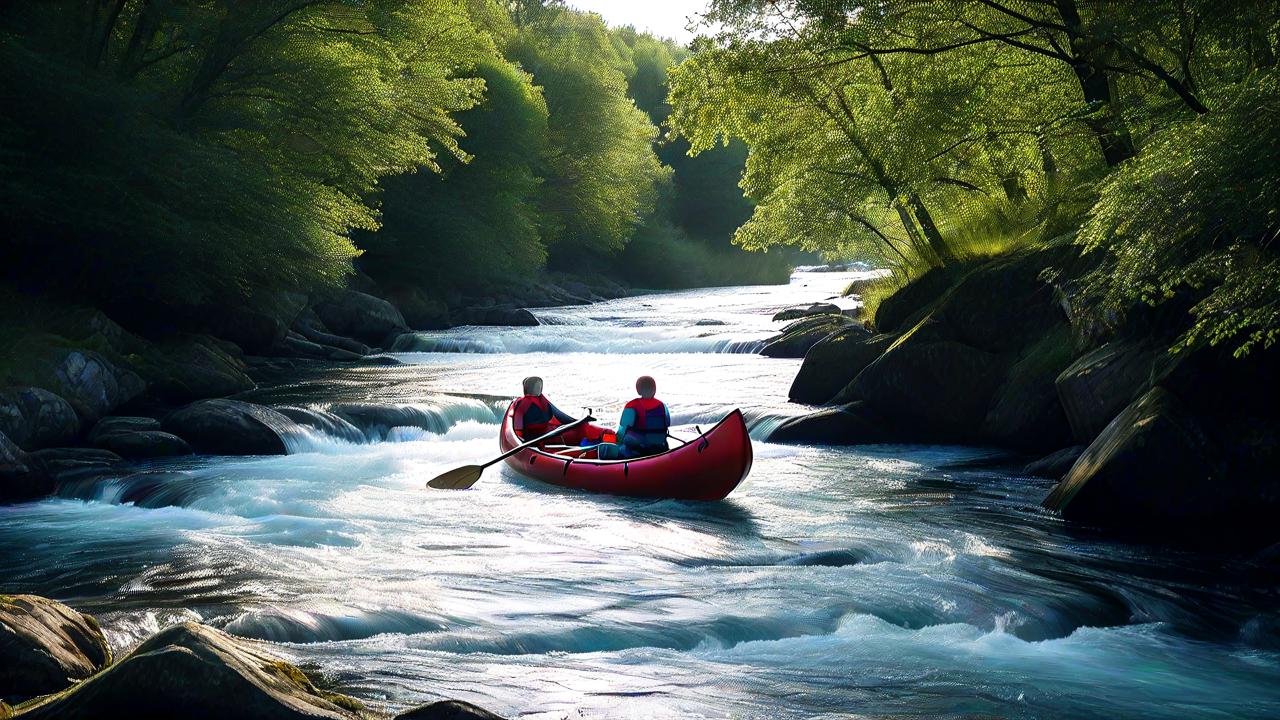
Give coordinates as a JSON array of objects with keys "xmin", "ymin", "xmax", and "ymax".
[
  {"xmin": 598, "ymin": 375, "xmax": 671, "ymax": 459},
  {"xmin": 513, "ymin": 376, "xmax": 576, "ymax": 444}
]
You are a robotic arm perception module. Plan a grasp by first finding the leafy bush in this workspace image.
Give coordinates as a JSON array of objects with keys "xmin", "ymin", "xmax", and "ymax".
[{"xmin": 1078, "ymin": 70, "xmax": 1280, "ymax": 356}]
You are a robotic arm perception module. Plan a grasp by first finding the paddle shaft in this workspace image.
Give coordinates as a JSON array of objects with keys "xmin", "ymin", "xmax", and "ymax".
[{"xmin": 483, "ymin": 414, "xmax": 595, "ymax": 469}]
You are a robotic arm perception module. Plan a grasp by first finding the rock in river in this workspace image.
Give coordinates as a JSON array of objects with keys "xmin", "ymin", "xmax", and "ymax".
[
  {"xmin": 787, "ymin": 327, "xmax": 892, "ymax": 405},
  {"xmin": 0, "ymin": 387, "xmax": 80, "ymax": 451},
  {"xmin": 760, "ymin": 314, "xmax": 854, "ymax": 359},
  {"xmin": 0, "ymin": 594, "xmax": 111, "ymax": 703},
  {"xmin": 13, "ymin": 622, "xmax": 363, "ymax": 720},
  {"xmin": 1043, "ymin": 387, "xmax": 1225, "ymax": 532},
  {"xmin": 92, "ymin": 430, "xmax": 193, "ymax": 460},
  {"xmin": 772, "ymin": 302, "xmax": 841, "ymax": 322},
  {"xmin": 163, "ymin": 399, "xmax": 294, "ymax": 456},
  {"xmin": 314, "ymin": 290, "xmax": 410, "ymax": 347}
]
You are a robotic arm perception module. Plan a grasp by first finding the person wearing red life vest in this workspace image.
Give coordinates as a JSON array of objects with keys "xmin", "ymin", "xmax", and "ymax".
[
  {"xmin": 513, "ymin": 376, "xmax": 575, "ymax": 443},
  {"xmin": 599, "ymin": 375, "xmax": 670, "ymax": 459}
]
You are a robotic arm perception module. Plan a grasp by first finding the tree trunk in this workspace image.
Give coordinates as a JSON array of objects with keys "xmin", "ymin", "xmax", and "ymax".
[
  {"xmin": 1054, "ymin": 0, "xmax": 1133, "ymax": 166},
  {"xmin": 907, "ymin": 193, "xmax": 955, "ymax": 266}
]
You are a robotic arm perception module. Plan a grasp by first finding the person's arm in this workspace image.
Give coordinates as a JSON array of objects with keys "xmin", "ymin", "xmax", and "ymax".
[
  {"xmin": 664, "ymin": 405, "xmax": 671, "ymax": 428},
  {"xmin": 513, "ymin": 404, "xmax": 525, "ymax": 436},
  {"xmin": 615, "ymin": 407, "xmax": 636, "ymax": 438},
  {"xmin": 548, "ymin": 402, "xmax": 575, "ymax": 425}
]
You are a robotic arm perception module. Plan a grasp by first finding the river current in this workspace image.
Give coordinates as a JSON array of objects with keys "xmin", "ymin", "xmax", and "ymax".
[{"xmin": 2, "ymin": 271, "xmax": 1278, "ymax": 718}]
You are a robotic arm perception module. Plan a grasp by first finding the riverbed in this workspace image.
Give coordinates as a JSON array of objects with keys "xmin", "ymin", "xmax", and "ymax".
[{"xmin": 2, "ymin": 271, "xmax": 1278, "ymax": 718}]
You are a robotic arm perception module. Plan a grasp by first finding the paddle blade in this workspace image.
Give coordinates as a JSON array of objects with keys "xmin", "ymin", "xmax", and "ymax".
[{"xmin": 427, "ymin": 465, "xmax": 483, "ymax": 490}]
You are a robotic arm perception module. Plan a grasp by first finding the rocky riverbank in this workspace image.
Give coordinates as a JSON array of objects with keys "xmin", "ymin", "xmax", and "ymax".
[
  {"xmin": 771, "ymin": 244, "xmax": 1280, "ymax": 549},
  {"xmin": 0, "ymin": 272, "xmax": 631, "ymax": 503},
  {"xmin": 0, "ymin": 595, "xmax": 504, "ymax": 719}
]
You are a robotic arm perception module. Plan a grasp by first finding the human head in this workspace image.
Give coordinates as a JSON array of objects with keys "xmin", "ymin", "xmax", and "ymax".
[
  {"xmin": 636, "ymin": 375, "xmax": 656, "ymax": 399},
  {"xmin": 523, "ymin": 376, "xmax": 543, "ymax": 396}
]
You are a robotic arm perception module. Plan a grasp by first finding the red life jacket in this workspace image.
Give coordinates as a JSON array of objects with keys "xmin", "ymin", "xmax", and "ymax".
[
  {"xmin": 624, "ymin": 397, "xmax": 669, "ymax": 433},
  {"xmin": 514, "ymin": 394, "xmax": 553, "ymax": 437}
]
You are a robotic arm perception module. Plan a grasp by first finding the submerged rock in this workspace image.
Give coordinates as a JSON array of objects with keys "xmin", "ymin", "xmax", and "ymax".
[
  {"xmin": 772, "ymin": 302, "xmax": 840, "ymax": 322},
  {"xmin": 396, "ymin": 700, "xmax": 507, "ymax": 720},
  {"xmin": 1043, "ymin": 387, "xmax": 1226, "ymax": 531},
  {"xmin": 163, "ymin": 399, "xmax": 293, "ymax": 456},
  {"xmin": 276, "ymin": 406, "xmax": 366, "ymax": 444},
  {"xmin": 14, "ymin": 622, "xmax": 363, "ymax": 720},
  {"xmin": 0, "ymin": 595, "xmax": 111, "ymax": 703},
  {"xmin": 768, "ymin": 401, "xmax": 899, "ymax": 445},
  {"xmin": 760, "ymin": 314, "xmax": 853, "ymax": 359},
  {"xmin": 314, "ymin": 290, "xmax": 410, "ymax": 347},
  {"xmin": 1023, "ymin": 445, "xmax": 1086, "ymax": 479},
  {"xmin": 0, "ymin": 387, "xmax": 80, "ymax": 451},
  {"xmin": 787, "ymin": 328, "xmax": 891, "ymax": 405}
]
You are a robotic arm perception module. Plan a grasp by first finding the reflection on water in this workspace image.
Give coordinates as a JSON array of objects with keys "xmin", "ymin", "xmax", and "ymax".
[{"xmin": 1, "ymin": 271, "xmax": 1278, "ymax": 719}]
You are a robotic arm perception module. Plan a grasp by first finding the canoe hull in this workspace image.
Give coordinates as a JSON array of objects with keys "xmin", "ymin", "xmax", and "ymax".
[{"xmin": 499, "ymin": 404, "xmax": 752, "ymax": 501}]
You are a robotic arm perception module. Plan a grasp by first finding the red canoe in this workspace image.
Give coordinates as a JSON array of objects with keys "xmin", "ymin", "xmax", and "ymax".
[{"xmin": 498, "ymin": 403, "xmax": 752, "ymax": 500}]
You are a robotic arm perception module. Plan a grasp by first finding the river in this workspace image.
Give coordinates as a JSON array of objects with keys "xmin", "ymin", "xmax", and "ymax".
[{"xmin": 2, "ymin": 271, "xmax": 1279, "ymax": 719}]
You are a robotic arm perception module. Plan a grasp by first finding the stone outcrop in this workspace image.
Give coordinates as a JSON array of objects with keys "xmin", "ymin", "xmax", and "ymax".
[
  {"xmin": 1023, "ymin": 445, "xmax": 1086, "ymax": 479},
  {"xmin": 1043, "ymin": 387, "xmax": 1226, "ymax": 531},
  {"xmin": 0, "ymin": 388, "xmax": 79, "ymax": 451},
  {"xmin": 163, "ymin": 400, "xmax": 294, "ymax": 456},
  {"xmin": 787, "ymin": 328, "xmax": 892, "ymax": 405},
  {"xmin": 314, "ymin": 290, "xmax": 410, "ymax": 347},
  {"xmin": 141, "ymin": 335, "xmax": 255, "ymax": 404},
  {"xmin": 1055, "ymin": 340, "xmax": 1159, "ymax": 442},
  {"xmin": 13, "ymin": 622, "xmax": 363, "ymax": 720},
  {"xmin": 0, "ymin": 595, "xmax": 111, "ymax": 703},
  {"xmin": 772, "ymin": 302, "xmax": 841, "ymax": 322},
  {"xmin": 44, "ymin": 349, "xmax": 145, "ymax": 425},
  {"xmin": 91, "ymin": 429, "xmax": 192, "ymax": 460},
  {"xmin": 760, "ymin": 314, "xmax": 853, "ymax": 359}
]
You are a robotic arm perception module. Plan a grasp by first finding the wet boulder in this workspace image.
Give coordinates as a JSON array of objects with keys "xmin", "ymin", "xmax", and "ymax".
[
  {"xmin": 1055, "ymin": 340, "xmax": 1160, "ymax": 443},
  {"xmin": 0, "ymin": 387, "xmax": 80, "ymax": 451},
  {"xmin": 92, "ymin": 430, "xmax": 193, "ymax": 460},
  {"xmin": 0, "ymin": 431, "xmax": 54, "ymax": 503},
  {"xmin": 979, "ymin": 327, "xmax": 1075, "ymax": 452},
  {"xmin": 453, "ymin": 306, "xmax": 539, "ymax": 327},
  {"xmin": 772, "ymin": 302, "xmax": 841, "ymax": 322},
  {"xmin": 88, "ymin": 416, "xmax": 161, "ymax": 443},
  {"xmin": 28, "ymin": 447, "xmax": 123, "ymax": 482},
  {"xmin": 0, "ymin": 594, "xmax": 111, "ymax": 703},
  {"xmin": 768, "ymin": 401, "xmax": 900, "ymax": 445},
  {"xmin": 314, "ymin": 290, "xmax": 410, "ymax": 347},
  {"xmin": 1043, "ymin": 387, "xmax": 1226, "ymax": 531},
  {"xmin": 279, "ymin": 332, "xmax": 365, "ymax": 362},
  {"xmin": 761, "ymin": 314, "xmax": 854, "ymax": 359},
  {"xmin": 163, "ymin": 399, "xmax": 293, "ymax": 456},
  {"xmin": 14, "ymin": 622, "xmax": 363, "ymax": 720},
  {"xmin": 833, "ymin": 329, "xmax": 1010, "ymax": 442},
  {"xmin": 45, "ymin": 349, "xmax": 145, "ymax": 424},
  {"xmin": 140, "ymin": 335, "xmax": 255, "ymax": 404},
  {"xmin": 1023, "ymin": 445, "xmax": 1086, "ymax": 479},
  {"xmin": 874, "ymin": 265, "xmax": 966, "ymax": 333},
  {"xmin": 292, "ymin": 308, "xmax": 371, "ymax": 356},
  {"xmin": 787, "ymin": 328, "xmax": 893, "ymax": 405},
  {"xmin": 396, "ymin": 700, "xmax": 507, "ymax": 720}
]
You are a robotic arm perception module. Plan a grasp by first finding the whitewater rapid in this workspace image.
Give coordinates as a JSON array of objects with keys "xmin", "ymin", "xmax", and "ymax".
[{"xmin": 2, "ymin": 270, "xmax": 1278, "ymax": 719}]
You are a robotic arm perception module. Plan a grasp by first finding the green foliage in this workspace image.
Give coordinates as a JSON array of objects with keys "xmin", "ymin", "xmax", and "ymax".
[
  {"xmin": 1079, "ymin": 70, "xmax": 1280, "ymax": 356},
  {"xmin": 0, "ymin": 0, "xmax": 498, "ymax": 313},
  {"xmin": 508, "ymin": 11, "xmax": 667, "ymax": 263},
  {"xmin": 359, "ymin": 58, "xmax": 550, "ymax": 293}
]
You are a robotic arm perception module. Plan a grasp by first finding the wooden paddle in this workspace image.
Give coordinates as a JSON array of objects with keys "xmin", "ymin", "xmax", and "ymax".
[{"xmin": 426, "ymin": 413, "xmax": 596, "ymax": 490}]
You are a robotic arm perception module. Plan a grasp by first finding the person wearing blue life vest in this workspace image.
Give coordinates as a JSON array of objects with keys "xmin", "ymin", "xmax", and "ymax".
[
  {"xmin": 599, "ymin": 375, "xmax": 670, "ymax": 459},
  {"xmin": 513, "ymin": 376, "xmax": 575, "ymax": 443}
]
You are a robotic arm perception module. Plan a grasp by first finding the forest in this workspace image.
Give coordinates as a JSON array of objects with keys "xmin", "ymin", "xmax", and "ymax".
[
  {"xmin": 672, "ymin": 0, "xmax": 1279, "ymax": 358},
  {"xmin": 0, "ymin": 0, "xmax": 786, "ymax": 336}
]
